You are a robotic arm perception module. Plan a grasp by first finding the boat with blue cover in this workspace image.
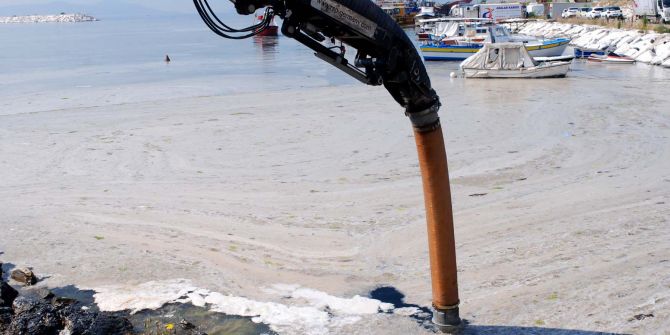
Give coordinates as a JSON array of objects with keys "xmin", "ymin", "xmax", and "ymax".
[
  {"xmin": 419, "ymin": 19, "xmax": 570, "ymax": 61},
  {"xmin": 573, "ymin": 48, "xmax": 606, "ymax": 58}
]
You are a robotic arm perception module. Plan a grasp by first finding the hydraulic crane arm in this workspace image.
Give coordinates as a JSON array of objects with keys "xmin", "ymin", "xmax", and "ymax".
[
  {"xmin": 194, "ymin": 0, "xmax": 440, "ymax": 129},
  {"xmin": 193, "ymin": 0, "xmax": 461, "ymax": 329}
]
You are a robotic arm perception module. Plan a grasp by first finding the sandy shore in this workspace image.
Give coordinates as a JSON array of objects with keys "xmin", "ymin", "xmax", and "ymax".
[{"xmin": 1, "ymin": 61, "xmax": 669, "ymax": 334}]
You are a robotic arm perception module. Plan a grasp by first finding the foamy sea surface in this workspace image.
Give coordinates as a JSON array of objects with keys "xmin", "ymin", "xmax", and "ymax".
[{"xmin": 0, "ymin": 14, "xmax": 357, "ymax": 116}]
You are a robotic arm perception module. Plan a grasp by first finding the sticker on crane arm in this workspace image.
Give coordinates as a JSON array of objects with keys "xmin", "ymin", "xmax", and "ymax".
[{"xmin": 310, "ymin": 0, "xmax": 377, "ymax": 38}]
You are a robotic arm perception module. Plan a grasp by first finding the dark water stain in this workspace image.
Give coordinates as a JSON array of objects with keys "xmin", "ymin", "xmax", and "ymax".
[
  {"xmin": 50, "ymin": 284, "xmax": 98, "ymax": 310},
  {"xmin": 369, "ymin": 286, "xmax": 433, "ymax": 328},
  {"xmin": 130, "ymin": 303, "xmax": 276, "ymax": 335},
  {"xmin": 0, "ymin": 262, "xmax": 16, "ymax": 282}
]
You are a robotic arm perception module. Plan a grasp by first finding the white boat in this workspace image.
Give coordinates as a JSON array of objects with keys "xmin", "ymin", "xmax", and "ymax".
[
  {"xmin": 415, "ymin": 4, "xmax": 436, "ymax": 21},
  {"xmin": 587, "ymin": 53, "xmax": 636, "ymax": 63},
  {"xmin": 419, "ymin": 19, "xmax": 570, "ymax": 61},
  {"xmin": 414, "ymin": 1, "xmax": 437, "ymax": 21},
  {"xmin": 534, "ymin": 54, "xmax": 575, "ymax": 63},
  {"xmin": 415, "ymin": 17, "xmax": 480, "ymax": 39},
  {"xmin": 460, "ymin": 43, "xmax": 571, "ymax": 78}
]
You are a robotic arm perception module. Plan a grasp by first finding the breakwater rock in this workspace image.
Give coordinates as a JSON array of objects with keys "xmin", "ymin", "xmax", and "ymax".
[
  {"xmin": 518, "ymin": 21, "xmax": 670, "ymax": 67},
  {"xmin": 0, "ymin": 13, "xmax": 97, "ymax": 24}
]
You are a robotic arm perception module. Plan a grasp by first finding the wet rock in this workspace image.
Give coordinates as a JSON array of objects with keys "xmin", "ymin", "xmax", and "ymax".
[
  {"xmin": 0, "ymin": 306, "xmax": 12, "ymax": 325},
  {"xmin": 12, "ymin": 295, "xmax": 40, "ymax": 314},
  {"xmin": 8, "ymin": 296, "xmax": 61, "ymax": 335},
  {"xmin": 180, "ymin": 319, "xmax": 197, "ymax": 330},
  {"xmin": 0, "ymin": 264, "xmax": 137, "ymax": 334},
  {"xmin": 6, "ymin": 295, "xmax": 134, "ymax": 335},
  {"xmin": 35, "ymin": 288, "xmax": 55, "ymax": 301},
  {"xmin": 0, "ymin": 308, "xmax": 12, "ymax": 334},
  {"xmin": 52, "ymin": 296, "xmax": 77, "ymax": 307},
  {"xmin": 180, "ymin": 319, "xmax": 208, "ymax": 334},
  {"xmin": 85, "ymin": 313, "xmax": 134, "ymax": 335},
  {"xmin": 1, "ymin": 282, "xmax": 18, "ymax": 307},
  {"xmin": 60, "ymin": 305, "xmax": 134, "ymax": 335},
  {"xmin": 11, "ymin": 268, "xmax": 37, "ymax": 285}
]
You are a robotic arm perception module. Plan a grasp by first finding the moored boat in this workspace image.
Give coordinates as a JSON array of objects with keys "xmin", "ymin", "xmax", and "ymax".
[
  {"xmin": 460, "ymin": 43, "xmax": 571, "ymax": 78},
  {"xmin": 415, "ymin": 17, "xmax": 461, "ymax": 40},
  {"xmin": 254, "ymin": 14, "xmax": 279, "ymax": 36},
  {"xmin": 574, "ymin": 48, "xmax": 605, "ymax": 58},
  {"xmin": 422, "ymin": 38, "xmax": 570, "ymax": 61},
  {"xmin": 378, "ymin": 1, "xmax": 419, "ymax": 26},
  {"xmin": 419, "ymin": 19, "xmax": 570, "ymax": 61},
  {"xmin": 587, "ymin": 53, "xmax": 636, "ymax": 63},
  {"xmin": 534, "ymin": 54, "xmax": 576, "ymax": 63},
  {"xmin": 414, "ymin": 2, "xmax": 437, "ymax": 23}
]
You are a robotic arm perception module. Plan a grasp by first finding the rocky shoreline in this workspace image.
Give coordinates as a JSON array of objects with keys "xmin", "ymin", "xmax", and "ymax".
[
  {"xmin": 1, "ymin": 262, "xmax": 135, "ymax": 334},
  {"xmin": 518, "ymin": 21, "xmax": 670, "ymax": 67},
  {"xmin": 0, "ymin": 13, "xmax": 97, "ymax": 24},
  {"xmin": 0, "ymin": 263, "xmax": 209, "ymax": 335}
]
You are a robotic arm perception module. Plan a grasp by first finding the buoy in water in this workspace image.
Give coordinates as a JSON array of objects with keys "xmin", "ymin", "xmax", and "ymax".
[
  {"xmin": 165, "ymin": 54, "xmax": 171, "ymax": 63},
  {"xmin": 450, "ymin": 72, "xmax": 457, "ymax": 78}
]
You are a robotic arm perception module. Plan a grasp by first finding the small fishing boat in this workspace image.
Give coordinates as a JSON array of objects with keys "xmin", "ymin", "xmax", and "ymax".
[
  {"xmin": 573, "ymin": 48, "xmax": 605, "ymax": 58},
  {"xmin": 420, "ymin": 19, "xmax": 570, "ymax": 61},
  {"xmin": 460, "ymin": 43, "xmax": 571, "ymax": 79},
  {"xmin": 378, "ymin": 1, "xmax": 419, "ymax": 26},
  {"xmin": 534, "ymin": 54, "xmax": 575, "ymax": 63},
  {"xmin": 422, "ymin": 39, "xmax": 570, "ymax": 61},
  {"xmin": 587, "ymin": 53, "xmax": 636, "ymax": 63},
  {"xmin": 255, "ymin": 14, "xmax": 278, "ymax": 36},
  {"xmin": 415, "ymin": 17, "xmax": 459, "ymax": 40},
  {"xmin": 414, "ymin": 2, "xmax": 437, "ymax": 23}
]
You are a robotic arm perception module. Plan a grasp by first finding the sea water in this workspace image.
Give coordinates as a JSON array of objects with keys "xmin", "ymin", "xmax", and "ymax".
[
  {"xmin": 3, "ymin": 13, "xmax": 669, "ymax": 117},
  {"xmin": 0, "ymin": 13, "xmax": 357, "ymax": 115}
]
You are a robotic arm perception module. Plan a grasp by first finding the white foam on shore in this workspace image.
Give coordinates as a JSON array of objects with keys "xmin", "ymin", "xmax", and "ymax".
[
  {"xmin": 93, "ymin": 279, "xmax": 409, "ymax": 334},
  {"xmin": 204, "ymin": 292, "xmax": 333, "ymax": 334},
  {"xmin": 263, "ymin": 283, "xmax": 395, "ymax": 314},
  {"xmin": 94, "ymin": 279, "xmax": 198, "ymax": 313}
]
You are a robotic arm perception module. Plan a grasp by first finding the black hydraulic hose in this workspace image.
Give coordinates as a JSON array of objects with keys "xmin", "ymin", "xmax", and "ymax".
[
  {"xmin": 193, "ymin": 0, "xmax": 272, "ymax": 39},
  {"xmin": 194, "ymin": 4, "xmax": 258, "ymax": 39},
  {"xmin": 201, "ymin": 0, "xmax": 265, "ymax": 32},
  {"xmin": 195, "ymin": 1, "xmax": 268, "ymax": 37}
]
